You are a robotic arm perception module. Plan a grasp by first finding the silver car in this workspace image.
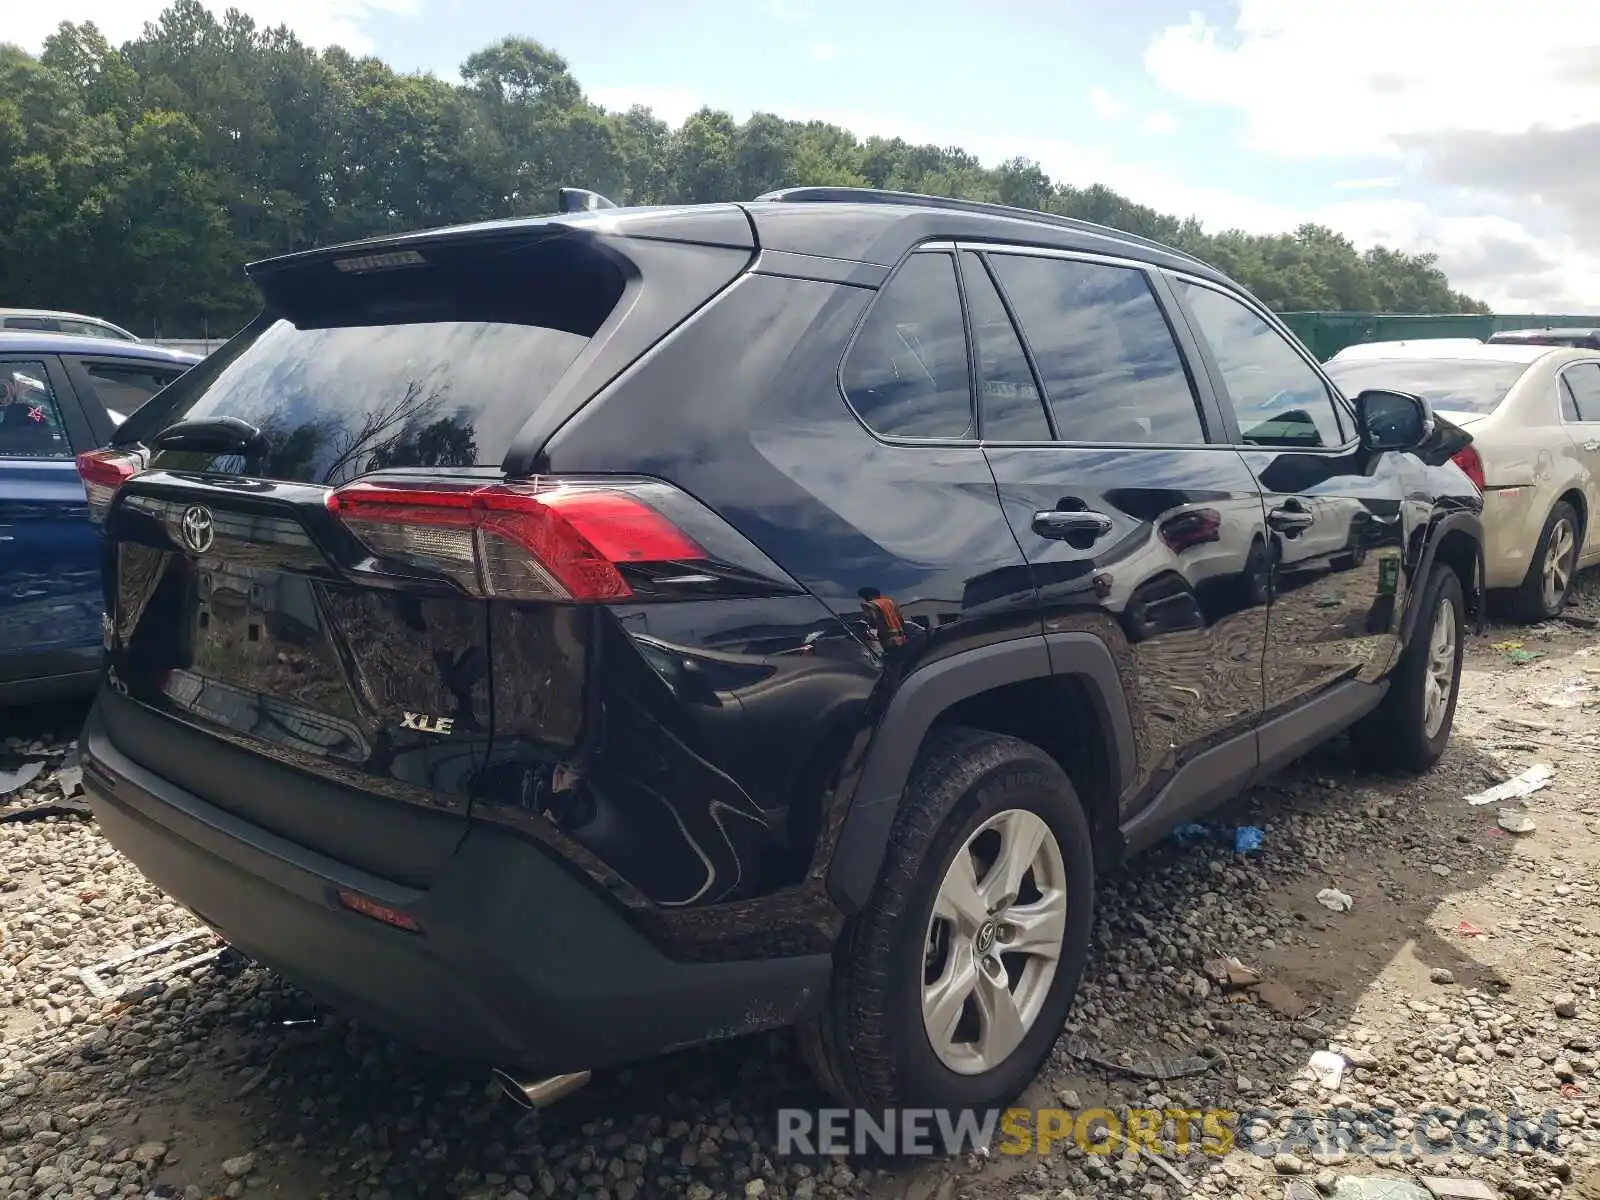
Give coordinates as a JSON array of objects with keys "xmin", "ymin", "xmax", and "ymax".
[
  {"xmin": 0, "ymin": 308, "xmax": 139, "ymax": 342},
  {"xmin": 1326, "ymin": 339, "xmax": 1600, "ymax": 620}
]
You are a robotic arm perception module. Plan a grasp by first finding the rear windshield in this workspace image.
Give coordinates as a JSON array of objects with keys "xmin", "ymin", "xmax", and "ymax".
[
  {"xmin": 1324, "ymin": 358, "xmax": 1530, "ymax": 415},
  {"xmin": 122, "ymin": 235, "xmax": 625, "ymax": 485}
]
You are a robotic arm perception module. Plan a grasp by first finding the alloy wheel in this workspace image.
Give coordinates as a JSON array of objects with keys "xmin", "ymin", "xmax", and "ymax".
[
  {"xmin": 921, "ymin": 809, "xmax": 1067, "ymax": 1075},
  {"xmin": 1422, "ymin": 593, "xmax": 1458, "ymax": 740},
  {"xmin": 1543, "ymin": 517, "xmax": 1577, "ymax": 613}
]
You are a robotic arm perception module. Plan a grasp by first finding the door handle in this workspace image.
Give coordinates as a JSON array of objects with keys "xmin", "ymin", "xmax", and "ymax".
[
  {"xmin": 1583, "ymin": 440, "xmax": 1600, "ymax": 452},
  {"xmin": 1267, "ymin": 505, "xmax": 1315, "ymax": 532},
  {"xmin": 1032, "ymin": 510, "xmax": 1115, "ymax": 541}
]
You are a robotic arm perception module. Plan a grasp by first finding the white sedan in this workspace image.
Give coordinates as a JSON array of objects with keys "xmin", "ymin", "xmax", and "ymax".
[{"xmin": 1324, "ymin": 339, "xmax": 1600, "ymax": 621}]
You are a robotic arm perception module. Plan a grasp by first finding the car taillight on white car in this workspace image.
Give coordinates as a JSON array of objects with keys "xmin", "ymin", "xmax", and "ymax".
[{"xmin": 1450, "ymin": 445, "xmax": 1486, "ymax": 492}]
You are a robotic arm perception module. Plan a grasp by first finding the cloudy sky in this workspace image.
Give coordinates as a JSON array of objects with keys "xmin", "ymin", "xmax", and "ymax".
[{"xmin": 16, "ymin": 0, "xmax": 1600, "ymax": 312}]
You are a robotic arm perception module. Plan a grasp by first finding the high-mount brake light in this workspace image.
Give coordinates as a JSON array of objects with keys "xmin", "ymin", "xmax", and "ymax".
[
  {"xmin": 332, "ymin": 249, "xmax": 427, "ymax": 274},
  {"xmin": 325, "ymin": 479, "xmax": 707, "ymax": 601},
  {"xmin": 76, "ymin": 448, "xmax": 146, "ymax": 523}
]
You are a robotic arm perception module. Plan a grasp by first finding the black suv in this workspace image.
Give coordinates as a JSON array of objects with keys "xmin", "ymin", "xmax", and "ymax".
[{"xmin": 77, "ymin": 188, "xmax": 1484, "ymax": 1114}]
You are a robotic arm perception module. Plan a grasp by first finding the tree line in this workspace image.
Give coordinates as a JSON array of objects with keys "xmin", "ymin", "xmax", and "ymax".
[{"xmin": 0, "ymin": 1, "xmax": 1489, "ymax": 338}]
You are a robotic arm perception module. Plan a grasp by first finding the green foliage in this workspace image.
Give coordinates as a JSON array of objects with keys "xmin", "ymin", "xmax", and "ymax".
[{"xmin": 0, "ymin": 5, "xmax": 1489, "ymax": 335}]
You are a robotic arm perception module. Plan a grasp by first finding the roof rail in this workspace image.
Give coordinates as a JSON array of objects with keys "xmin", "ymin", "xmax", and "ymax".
[{"xmin": 750, "ymin": 186, "xmax": 1211, "ymax": 269}]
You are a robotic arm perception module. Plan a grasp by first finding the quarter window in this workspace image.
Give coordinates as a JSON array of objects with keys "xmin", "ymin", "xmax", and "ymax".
[
  {"xmin": 1178, "ymin": 281, "xmax": 1345, "ymax": 448},
  {"xmin": 961, "ymin": 253, "xmax": 1050, "ymax": 441},
  {"xmin": 842, "ymin": 252, "xmax": 973, "ymax": 439},
  {"xmin": 0, "ymin": 361, "xmax": 74, "ymax": 459},
  {"xmin": 1562, "ymin": 364, "xmax": 1600, "ymax": 421},
  {"xmin": 987, "ymin": 254, "xmax": 1206, "ymax": 444}
]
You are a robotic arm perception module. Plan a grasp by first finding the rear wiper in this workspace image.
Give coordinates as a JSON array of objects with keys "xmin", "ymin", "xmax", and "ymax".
[{"xmin": 150, "ymin": 416, "xmax": 268, "ymax": 456}]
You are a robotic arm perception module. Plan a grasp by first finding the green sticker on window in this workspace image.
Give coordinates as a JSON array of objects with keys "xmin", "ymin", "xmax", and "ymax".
[{"xmin": 1378, "ymin": 555, "xmax": 1400, "ymax": 595}]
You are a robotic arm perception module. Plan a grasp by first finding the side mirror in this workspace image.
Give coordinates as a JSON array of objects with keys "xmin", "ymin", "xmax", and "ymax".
[{"xmin": 1356, "ymin": 389, "xmax": 1433, "ymax": 452}]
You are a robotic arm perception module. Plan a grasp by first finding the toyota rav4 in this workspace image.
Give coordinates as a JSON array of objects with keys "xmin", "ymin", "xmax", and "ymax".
[{"xmin": 77, "ymin": 188, "xmax": 1484, "ymax": 1114}]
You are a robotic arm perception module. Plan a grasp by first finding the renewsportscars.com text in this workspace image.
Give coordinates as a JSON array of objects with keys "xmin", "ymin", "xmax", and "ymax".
[{"xmin": 776, "ymin": 1106, "xmax": 1565, "ymax": 1159}]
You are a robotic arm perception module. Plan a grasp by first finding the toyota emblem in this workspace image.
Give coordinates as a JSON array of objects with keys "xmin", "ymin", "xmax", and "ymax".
[{"xmin": 179, "ymin": 505, "xmax": 215, "ymax": 555}]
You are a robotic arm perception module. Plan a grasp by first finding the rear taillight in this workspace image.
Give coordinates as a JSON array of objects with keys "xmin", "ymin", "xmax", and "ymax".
[
  {"xmin": 1451, "ymin": 445, "xmax": 1486, "ymax": 492},
  {"xmin": 76, "ymin": 448, "xmax": 147, "ymax": 523},
  {"xmin": 325, "ymin": 478, "xmax": 708, "ymax": 601}
]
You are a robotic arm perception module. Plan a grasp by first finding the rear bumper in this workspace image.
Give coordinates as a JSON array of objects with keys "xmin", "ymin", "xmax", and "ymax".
[
  {"xmin": 1480, "ymin": 485, "xmax": 1546, "ymax": 591},
  {"xmin": 80, "ymin": 699, "xmax": 829, "ymax": 1075}
]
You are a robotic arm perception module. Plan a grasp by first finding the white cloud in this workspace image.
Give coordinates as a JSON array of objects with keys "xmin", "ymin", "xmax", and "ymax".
[
  {"xmin": 763, "ymin": 0, "xmax": 815, "ymax": 22},
  {"xmin": 1086, "ymin": 86, "xmax": 1128, "ymax": 122},
  {"xmin": 10, "ymin": 0, "xmax": 415, "ymax": 55},
  {"xmin": 588, "ymin": 85, "xmax": 708, "ymax": 128},
  {"xmin": 808, "ymin": 42, "xmax": 841, "ymax": 62},
  {"xmin": 1142, "ymin": 0, "xmax": 1600, "ymax": 307},
  {"xmin": 1145, "ymin": 0, "xmax": 1600, "ymax": 161},
  {"xmin": 1137, "ymin": 110, "xmax": 1179, "ymax": 138},
  {"xmin": 1302, "ymin": 200, "xmax": 1591, "ymax": 310}
]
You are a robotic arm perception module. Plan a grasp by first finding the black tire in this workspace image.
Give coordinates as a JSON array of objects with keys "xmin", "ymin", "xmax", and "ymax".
[
  {"xmin": 1513, "ymin": 501, "xmax": 1580, "ymax": 622},
  {"xmin": 1350, "ymin": 564, "xmax": 1465, "ymax": 773},
  {"xmin": 798, "ymin": 727, "xmax": 1095, "ymax": 1112}
]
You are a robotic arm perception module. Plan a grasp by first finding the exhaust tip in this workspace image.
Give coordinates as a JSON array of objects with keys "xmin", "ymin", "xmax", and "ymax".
[{"xmin": 491, "ymin": 1068, "xmax": 592, "ymax": 1109}]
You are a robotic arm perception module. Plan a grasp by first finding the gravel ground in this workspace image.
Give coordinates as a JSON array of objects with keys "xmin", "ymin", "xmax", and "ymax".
[{"xmin": 4, "ymin": 591, "xmax": 1600, "ymax": 1200}]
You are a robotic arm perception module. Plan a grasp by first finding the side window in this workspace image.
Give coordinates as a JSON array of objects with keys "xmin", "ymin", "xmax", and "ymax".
[
  {"xmin": 1177, "ymin": 281, "xmax": 1345, "ymax": 448},
  {"xmin": 80, "ymin": 361, "xmax": 184, "ymax": 418},
  {"xmin": 0, "ymin": 361, "xmax": 74, "ymax": 459},
  {"xmin": 842, "ymin": 252, "xmax": 973, "ymax": 439},
  {"xmin": 987, "ymin": 254, "xmax": 1206, "ymax": 444},
  {"xmin": 58, "ymin": 320, "xmax": 107, "ymax": 338},
  {"xmin": 1563, "ymin": 365, "xmax": 1600, "ymax": 421},
  {"xmin": 3, "ymin": 317, "xmax": 58, "ymax": 332},
  {"xmin": 960, "ymin": 253, "xmax": 1050, "ymax": 441}
]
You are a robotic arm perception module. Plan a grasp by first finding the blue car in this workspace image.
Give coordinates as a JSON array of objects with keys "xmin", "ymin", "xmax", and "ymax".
[{"xmin": 0, "ymin": 332, "xmax": 200, "ymax": 704}]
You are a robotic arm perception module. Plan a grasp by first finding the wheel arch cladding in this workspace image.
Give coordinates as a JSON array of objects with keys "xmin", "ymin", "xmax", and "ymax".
[
  {"xmin": 825, "ymin": 633, "xmax": 1135, "ymax": 913},
  {"xmin": 1419, "ymin": 515, "xmax": 1486, "ymax": 638}
]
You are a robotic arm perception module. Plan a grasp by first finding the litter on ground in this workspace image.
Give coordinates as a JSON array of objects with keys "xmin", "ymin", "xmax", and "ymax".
[
  {"xmin": 76, "ymin": 928, "xmax": 228, "ymax": 1002},
  {"xmin": 1316, "ymin": 887, "xmax": 1354, "ymax": 912},
  {"xmin": 1234, "ymin": 825, "xmax": 1265, "ymax": 852},
  {"xmin": 1465, "ymin": 762, "xmax": 1554, "ymax": 805},
  {"xmin": 0, "ymin": 760, "xmax": 45, "ymax": 795},
  {"xmin": 1307, "ymin": 1049, "xmax": 1347, "ymax": 1089}
]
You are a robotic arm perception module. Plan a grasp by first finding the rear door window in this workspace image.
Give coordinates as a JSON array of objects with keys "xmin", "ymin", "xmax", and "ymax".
[
  {"xmin": 960, "ymin": 253, "xmax": 1050, "ymax": 441},
  {"xmin": 76, "ymin": 360, "xmax": 186, "ymax": 419},
  {"xmin": 58, "ymin": 319, "xmax": 114, "ymax": 339},
  {"xmin": 0, "ymin": 360, "xmax": 75, "ymax": 459},
  {"xmin": 986, "ymin": 253, "xmax": 1207, "ymax": 444},
  {"xmin": 842, "ymin": 252, "xmax": 973, "ymax": 440},
  {"xmin": 3, "ymin": 317, "xmax": 59, "ymax": 332}
]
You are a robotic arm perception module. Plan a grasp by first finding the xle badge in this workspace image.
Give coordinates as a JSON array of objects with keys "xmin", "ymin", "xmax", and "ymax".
[{"xmin": 401, "ymin": 711, "xmax": 455, "ymax": 735}]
